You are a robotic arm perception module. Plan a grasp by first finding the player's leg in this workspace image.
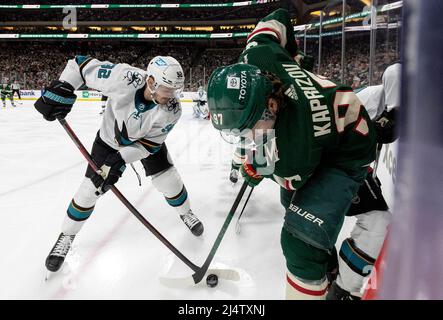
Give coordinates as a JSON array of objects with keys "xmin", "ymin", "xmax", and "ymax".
[
  {"xmin": 9, "ymin": 93, "xmax": 15, "ymax": 107},
  {"xmin": 281, "ymin": 166, "xmax": 367, "ymax": 300},
  {"xmin": 14, "ymin": 89, "xmax": 22, "ymax": 105},
  {"xmin": 141, "ymin": 143, "xmax": 204, "ymax": 236},
  {"xmin": 46, "ymin": 132, "xmax": 115, "ymax": 272},
  {"xmin": 328, "ymin": 174, "xmax": 391, "ymax": 299},
  {"xmin": 198, "ymin": 101, "xmax": 210, "ymax": 120},
  {"xmin": 1, "ymin": 93, "xmax": 5, "ymax": 108},
  {"xmin": 192, "ymin": 102, "xmax": 200, "ymax": 118}
]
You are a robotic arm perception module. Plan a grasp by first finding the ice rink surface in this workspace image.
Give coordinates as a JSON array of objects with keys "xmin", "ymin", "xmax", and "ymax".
[{"xmin": 0, "ymin": 100, "xmax": 366, "ymax": 299}]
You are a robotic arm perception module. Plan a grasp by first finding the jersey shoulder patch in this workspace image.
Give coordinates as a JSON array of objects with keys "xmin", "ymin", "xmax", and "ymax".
[{"xmin": 120, "ymin": 65, "xmax": 146, "ymax": 89}]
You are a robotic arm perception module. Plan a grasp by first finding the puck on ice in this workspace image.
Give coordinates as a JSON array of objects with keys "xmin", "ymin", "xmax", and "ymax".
[{"xmin": 206, "ymin": 274, "xmax": 218, "ymax": 287}]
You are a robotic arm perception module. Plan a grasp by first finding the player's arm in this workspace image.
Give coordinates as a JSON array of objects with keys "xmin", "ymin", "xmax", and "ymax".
[
  {"xmin": 294, "ymin": 50, "xmax": 315, "ymax": 72},
  {"xmin": 34, "ymin": 56, "xmax": 127, "ymax": 121},
  {"xmin": 373, "ymin": 107, "xmax": 397, "ymax": 144},
  {"xmin": 59, "ymin": 56, "xmax": 134, "ymax": 96},
  {"xmin": 90, "ymin": 126, "xmax": 174, "ymax": 194},
  {"xmin": 91, "ymin": 135, "xmax": 168, "ymax": 194},
  {"xmin": 119, "ymin": 137, "xmax": 165, "ymax": 164},
  {"xmin": 246, "ymin": 8, "xmax": 298, "ymax": 57},
  {"xmin": 372, "ymin": 63, "xmax": 401, "ymax": 144}
]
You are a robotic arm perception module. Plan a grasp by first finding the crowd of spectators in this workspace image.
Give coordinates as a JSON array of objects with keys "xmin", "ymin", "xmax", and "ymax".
[
  {"xmin": 12, "ymin": 0, "xmax": 276, "ymax": 4},
  {"xmin": 1, "ymin": 2, "xmax": 283, "ymax": 22},
  {"xmin": 2, "ymin": 25, "xmax": 255, "ymax": 34},
  {"xmin": 0, "ymin": 34, "xmax": 399, "ymax": 92},
  {"xmin": 0, "ymin": 41, "xmax": 240, "ymax": 91},
  {"xmin": 305, "ymin": 34, "xmax": 400, "ymax": 85}
]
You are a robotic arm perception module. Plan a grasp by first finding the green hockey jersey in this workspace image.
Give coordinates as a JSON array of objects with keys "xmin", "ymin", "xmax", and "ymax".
[
  {"xmin": 1, "ymin": 83, "xmax": 13, "ymax": 95},
  {"xmin": 238, "ymin": 8, "xmax": 376, "ymax": 191}
]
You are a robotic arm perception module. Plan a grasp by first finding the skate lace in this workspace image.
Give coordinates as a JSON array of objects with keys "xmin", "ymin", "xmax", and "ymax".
[
  {"xmin": 182, "ymin": 212, "xmax": 199, "ymax": 228},
  {"xmin": 52, "ymin": 234, "xmax": 74, "ymax": 257}
]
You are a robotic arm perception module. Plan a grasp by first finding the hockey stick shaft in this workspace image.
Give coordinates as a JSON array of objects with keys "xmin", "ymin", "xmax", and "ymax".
[
  {"xmin": 372, "ymin": 143, "xmax": 383, "ymax": 178},
  {"xmin": 237, "ymin": 186, "xmax": 254, "ymax": 223},
  {"xmin": 192, "ymin": 181, "xmax": 249, "ymax": 284},
  {"xmin": 57, "ymin": 118, "xmax": 200, "ymax": 272}
]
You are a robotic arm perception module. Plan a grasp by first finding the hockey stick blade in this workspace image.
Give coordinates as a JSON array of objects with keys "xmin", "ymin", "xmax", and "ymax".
[
  {"xmin": 190, "ymin": 182, "xmax": 249, "ymax": 284},
  {"xmin": 159, "ymin": 268, "xmax": 240, "ymax": 288}
]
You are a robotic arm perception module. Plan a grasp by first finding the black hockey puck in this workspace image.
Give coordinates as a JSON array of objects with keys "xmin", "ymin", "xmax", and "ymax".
[{"xmin": 206, "ymin": 274, "xmax": 218, "ymax": 288}]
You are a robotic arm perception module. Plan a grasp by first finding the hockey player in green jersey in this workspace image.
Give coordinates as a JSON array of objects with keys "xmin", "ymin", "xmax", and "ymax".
[
  {"xmin": 1, "ymin": 81, "xmax": 15, "ymax": 108},
  {"xmin": 207, "ymin": 8, "xmax": 376, "ymax": 299}
]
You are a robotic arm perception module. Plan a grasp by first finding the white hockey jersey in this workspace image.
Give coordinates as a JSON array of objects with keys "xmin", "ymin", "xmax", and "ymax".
[
  {"xmin": 356, "ymin": 85, "xmax": 385, "ymax": 120},
  {"xmin": 382, "ymin": 63, "xmax": 401, "ymax": 111},
  {"xmin": 196, "ymin": 89, "xmax": 207, "ymax": 103},
  {"xmin": 59, "ymin": 56, "xmax": 182, "ymax": 163},
  {"xmin": 356, "ymin": 63, "xmax": 401, "ymax": 121}
]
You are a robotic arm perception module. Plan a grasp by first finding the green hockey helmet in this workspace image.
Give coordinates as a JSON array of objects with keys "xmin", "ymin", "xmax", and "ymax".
[{"xmin": 207, "ymin": 63, "xmax": 272, "ymax": 132}]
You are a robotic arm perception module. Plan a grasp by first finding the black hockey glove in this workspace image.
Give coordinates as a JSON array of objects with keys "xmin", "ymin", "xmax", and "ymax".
[
  {"xmin": 34, "ymin": 80, "xmax": 76, "ymax": 121},
  {"xmin": 300, "ymin": 55, "xmax": 315, "ymax": 72},
  {"xmin": 91, "ymin": 152, "xmax": 126, "ymax": 194},
  {"xmin": 294, "ymin": 50, "xmax": 315, "ymax": 72},
  {"xmin": 374, "ymin": 108, "xmax": 398, "ymax": 144}
]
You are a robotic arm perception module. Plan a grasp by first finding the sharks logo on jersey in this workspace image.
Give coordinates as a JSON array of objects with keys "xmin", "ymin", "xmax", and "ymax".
[{"xmin": 124, "ymin": 70, "xmax": 144, "ymax": 88}]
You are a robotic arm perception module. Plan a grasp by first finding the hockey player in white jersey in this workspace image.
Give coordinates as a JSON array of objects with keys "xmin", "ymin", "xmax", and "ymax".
[
  {"xmin": 34, "ymin": 55, "xmax": 204, "ymax": 273},
  {"xmin": 192, "ymin": 86, "xmax": 209, "ymax": 119},
  {"xmin": 326, "ymin": 63, "xmax": 400, "ymax": 299}
]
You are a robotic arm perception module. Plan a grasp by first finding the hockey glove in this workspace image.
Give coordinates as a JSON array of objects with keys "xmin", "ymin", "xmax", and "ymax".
[
  {"xmin": 294, "ymin": 50, "xmax": 315, "ymax": 72},
  {"xmin": 241, "ymin": 162, "xmax": 263, "ymax": 187},
  {"xmin": 374, "ymin": 108, "xmax": 398, "ymax": 144},
  {"xmin": 91, "ymin": 152, "xmax": 126, "ymax": 194},
  {"xmin": 34, "ymin": 80, "xmax": 76, "ymax": 121}
]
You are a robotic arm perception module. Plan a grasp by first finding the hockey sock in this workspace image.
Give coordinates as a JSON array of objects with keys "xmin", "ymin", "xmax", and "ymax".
[
  {"xmin": 286, "ymin": 271, "xmax": 328, "ymax": 300},
  {"xmin": 62, "ymin": 178, "xmax": 100, "ymax": 235},
  {"xmin": 152, "ymin": 167, "xmax": 191, "ymax": 216}
]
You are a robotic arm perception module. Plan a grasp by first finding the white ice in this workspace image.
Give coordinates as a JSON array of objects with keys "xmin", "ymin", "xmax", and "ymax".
[{"xmin": 0, "ymin": 100, "xmax": 362, "ymax": 299}]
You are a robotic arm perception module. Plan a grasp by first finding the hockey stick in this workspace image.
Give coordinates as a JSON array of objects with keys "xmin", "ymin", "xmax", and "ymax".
[
  {"xmin": 160, "ymin": 181, "xmax": 249, "ymax": 286},
  {"xmin": 235, "ymin": 186, "xmax": 254, "ymax": 234},
  {"xmin": 372, "ymin": 143, "xmax": 384, "ymax": 179},
  {"xmin": 58, "ymin": 118, "xmax": 245, "ymax": 284},
  {"xmin": 58, "ymin": 118, "xmax": 200, "ymax": 271}
]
